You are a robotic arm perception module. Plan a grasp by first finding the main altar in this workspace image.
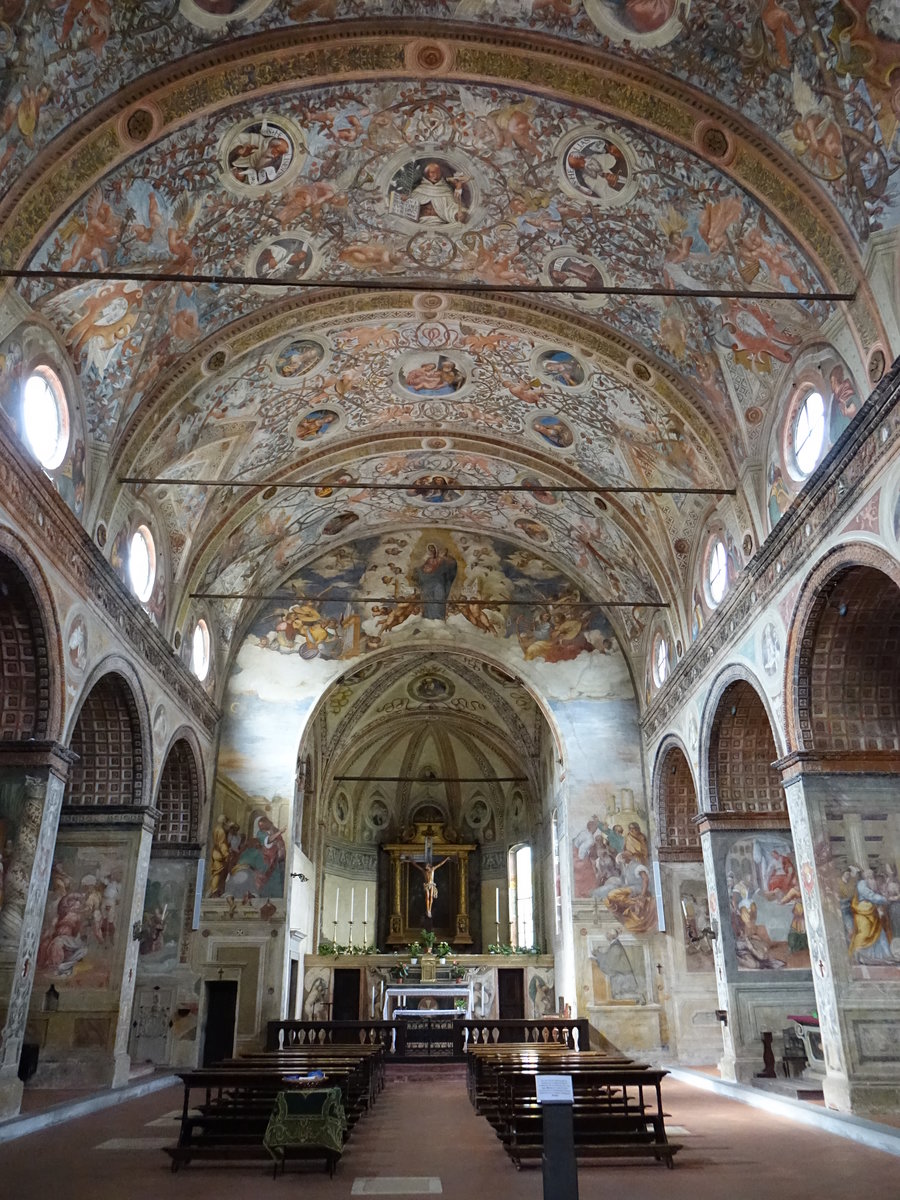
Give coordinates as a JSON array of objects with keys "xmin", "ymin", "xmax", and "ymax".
[{"xmin": 382, "ymin": 821, "xmax": 476, "ymax": 948}]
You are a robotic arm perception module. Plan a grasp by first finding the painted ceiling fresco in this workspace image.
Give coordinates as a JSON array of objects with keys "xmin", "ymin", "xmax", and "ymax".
[
  {"xmin": 2, "ymin": 3, "xmax": 898, "ymax": 242},
  {"xmin": 21, "ymin": 79, "xmax": 837, "ymax": 449}
]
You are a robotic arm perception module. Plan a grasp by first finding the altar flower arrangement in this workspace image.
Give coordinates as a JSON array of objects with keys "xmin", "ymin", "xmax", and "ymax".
[
  {"xmin": 390, "ymin": 961, "xmax": 411, "ymax": 980},
  {"xmin": 436, "ymin": 940, "xmax": 451, "ymax": 960},
  {"xmin": 420, "ymin": 929, "xmax": 437, "ymax": 953},
  {"xmin": 450, "ymin": 960, "xmax": 465, "ymax": 982}
]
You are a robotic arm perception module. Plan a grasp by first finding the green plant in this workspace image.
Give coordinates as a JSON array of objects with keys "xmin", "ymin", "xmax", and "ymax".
[
  {"xmin": 436, "ymin": 940, "xmax": 451, "ymax": 958},
  {"xmin": 317, "ymin": 939, "xmax": 338, "ymax": 956},
  {"xmin": 408, "ymin": 940, "xmax": 422, "ymax": 957},
  {"xmin": 420, "ymin": 929, "xmax": 436, "ymax": 950}
]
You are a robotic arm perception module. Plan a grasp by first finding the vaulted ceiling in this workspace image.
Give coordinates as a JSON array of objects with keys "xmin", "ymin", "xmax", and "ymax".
[{"xmin": 1, "ymin": 3, "xmax": 897, "ymax": 684}]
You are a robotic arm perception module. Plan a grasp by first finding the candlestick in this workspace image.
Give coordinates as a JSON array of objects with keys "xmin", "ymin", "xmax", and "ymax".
[
  {"xmin": 362, "ymin": 919, "xmax": 368, "ymax": 953},
  {"xmin": 332, "ymin": 918, "xmax": 338, "ymax": 949},
  {"xmin": 364, "ymin": 887, "xmax": 368, "ymax": 924},
  {"xmin": 496, "ymin": 921, "xmax": 501, "ymax": 948},
  {"xmin": 350, "ymin": 887, "xmax": 355, "ymax": 922},
  {"xmin": 348, "ymin": 919, "xmax": 354, "ymax": 951},
  {"xmin": 495, "ymin": 886, "xmax": 500, "ymax": 923},
  {"xmin": 335, "ymin": 885, "xmax": 340, "ymax": 924}
]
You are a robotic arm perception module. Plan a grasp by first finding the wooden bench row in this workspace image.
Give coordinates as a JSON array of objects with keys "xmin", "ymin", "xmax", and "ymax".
[
  {"xmin": 468, "ymin": 1044, "xmax": 681, "ymax": 1170},
  {"xmin": 165, "ymin": 1045, "xmax": 385, "ymax": 1174}
]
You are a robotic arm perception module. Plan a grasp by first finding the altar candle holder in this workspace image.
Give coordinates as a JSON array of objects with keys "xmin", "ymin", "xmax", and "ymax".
[
  {"xmin": 495, "ymin": 921, "xmax": 501, "ymax": 948},
  {"xmin": 362, "ymin": 919, "xmax": 368, "ymax": 954},
  {"xmin": 347, "ymin": 919, "xmax": 354, "ymax": 952},
  {"xmin": 332, "ymin": 918, "xmax": 338, "ymax": 950}
]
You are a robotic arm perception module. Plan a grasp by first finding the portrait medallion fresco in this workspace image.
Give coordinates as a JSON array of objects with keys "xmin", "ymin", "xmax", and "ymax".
[
  {"xmin": 247, "ymin": 233, "xmax": 318, "ymax": 294},
  {"xmin": 219, "ymin": 116, "xmax": 305, "ymax": 196},
  {"xmin": 272, "ymin": 337, "xmax": 328, "ymax": 381},
  {"xmin": 558, "ymin": 129, "xmax": 639, "ymax": 208},
  {"xmin": 542, "ymin": 249, "xmax": 611, "ymax": 310},
  {"xmin": 396, "ymin": 351, "xmax": 469, "ymax": 399},
  {"xmin": 294, "ymin": 408, "xmax": 341, "ymax": 442},
  {"xmin": 386, "ymin": 154, "xmax": 477, "ymax": 230},
  {"xmin": 531, "ymin": 413, "xmax": 575, "ymax": 450},
  {"xmin": 534, "ymin": 348, "xmax": 588, "ymax": 389},
  {"xmin": 583, "ymin": 0, "xmax": 691, "ymax": 47}
]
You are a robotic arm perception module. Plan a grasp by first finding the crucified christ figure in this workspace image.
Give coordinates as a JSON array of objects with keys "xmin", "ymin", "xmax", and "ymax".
[{"xmin": 409, "ymin": 857, "xmax": 450, "ymax": 919}]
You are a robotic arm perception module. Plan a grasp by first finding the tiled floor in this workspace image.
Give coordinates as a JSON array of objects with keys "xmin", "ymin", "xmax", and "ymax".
[{"xmin": 2, "ymin": 1071, "xmax": 899, "ymax": 1199}]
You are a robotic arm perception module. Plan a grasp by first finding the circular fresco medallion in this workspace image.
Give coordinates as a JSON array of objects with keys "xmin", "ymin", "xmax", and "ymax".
[
  {"xmin": 66, "ymin": 613, "xmax": 87, "ymax": 673},
  {"xmin": 583, "ymin": 0, "xmax": 691, "ymax": 46},
  {"xmin": 219, "ymin": 116, "xmax": 304, "ymax": 196},
  {"xmin": 535, "ymin": 348, "xmax": 587, "ymax": 389},
  {"xmin": 531, "ymin": 413, "xmax": 575, "ymax": 450},
  {"xmin": 272, "ymin": 336, "xmax": 328, "ymax": 380},
  {"xmin": 180, "ymin": 0, "xmax": 274, "ymax": 29},
  {"xmin": 314, "ymin": 471, "xmax": 353, "ymax": 499},
  {"xmin": 323, "ymin": 511, "xmax": 359, "ymax": 536},
  {"xmin": 247, "ymin": 233, "xmax": 317, "ymax": 295},
  {"xmin": 397, "ymin": 351, "xmax": 467, "ymax": 399},
  {"xmin": 521, "ymin": 476, "xmax": 558, "ymax": 505},
  {"xmin": 406, "ymin": 474, "xmax": 464, "ymax": 504},
  {"xmin": 542, "ymin": 249, "xmax": 610, "ymax": 310},
  {"xmin": 386, "ymin": 153, "xmax": 477, "ymax": 231},
  {"xmin": 408, "ymin": 674, "xmax": 454, "ymax": 702},
  {"xmin": 558, "ymin": 129, "xmax": 638, "ymax": 208},
  {"xmin": 295, "ymin": 408, "xmax": 340, "ymax": 442},
  {"xmin": 515, "ymin": 517, "xmax": 550, "ymax": 544}
]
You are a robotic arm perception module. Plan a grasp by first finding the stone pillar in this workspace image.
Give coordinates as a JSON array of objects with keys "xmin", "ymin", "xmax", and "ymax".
[
  {"xmin": 777, "ymin": 752, "xmax": 900, "ymax": 1115},
  {"xmin": 696, "ymin": 810, "xmax": 816, "ymax": 1084},
  {"xmin": 31, "ymin": 805, "xmax": 156, "ymax": 1090},
  {"xmin": 0, "ymin": 743, "xmax": 75, "ymax": 1119}
]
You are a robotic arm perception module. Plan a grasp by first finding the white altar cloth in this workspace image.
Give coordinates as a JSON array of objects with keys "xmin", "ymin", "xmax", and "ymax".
[{"xmin": 382, "ymin": 985, "xmax": 472, "ymax": 1020}]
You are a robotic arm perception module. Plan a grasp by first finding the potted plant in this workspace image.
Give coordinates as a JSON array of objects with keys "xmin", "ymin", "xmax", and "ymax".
[
  {"xmin": 420, "ymin": 929, "xmax": 436, "ymax": 955},
  {"xmin": 450, "ymin": 960, "xmax": 465, "ymax": 983},
  {"xmin": 436, "ymin": 940, "xmax": 451, "ymax": 963},
  {"xmin": 408, "ymin": 940, "xmax": 422, "ymax": 963}
]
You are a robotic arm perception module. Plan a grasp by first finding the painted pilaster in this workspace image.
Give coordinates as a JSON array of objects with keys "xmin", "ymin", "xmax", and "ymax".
[{"xmin": 0, "ymin": 744, "xmax": 73, "ymax": 1119}]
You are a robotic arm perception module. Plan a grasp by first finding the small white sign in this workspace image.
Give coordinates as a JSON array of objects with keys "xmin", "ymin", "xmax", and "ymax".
[{"xmin": 536, "ymin": 1075, "xmax": 574, "ymax": 1104}]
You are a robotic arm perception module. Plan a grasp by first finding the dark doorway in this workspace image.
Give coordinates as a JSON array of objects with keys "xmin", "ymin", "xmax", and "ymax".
[
  {"xmin": 202, "ymin": 980, "xmax": 237, "ymax": 1066},
  {"xmin": 288, "ymin": 958, "xmax": 299, "ymax": 1018},
  {"xmin": 497, "ymin": 968, "xmax": 525, "ymax": 1019},
  {"xmin": 332, "ymin": 968, "xmax": 361, "ymax": 1021}
]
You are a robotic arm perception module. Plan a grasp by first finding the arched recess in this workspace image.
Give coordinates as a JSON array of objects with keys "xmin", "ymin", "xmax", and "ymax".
[
  {"xmin": 785, "ymin": 543, "xmax": 900, "ymax": 756},
  {"xmin": 653, "ymin": 737, "xmax": 701, "ymax": 860},
  {"xmin": 0, "ymin": 531, "xmax": 62, "ymax": 742},
  {"xmin": 702, "ymin": 669, "xmax": 786, "ymax": 815},
  {"xmin": 65, "ymin": 662, "xmax": 149, "ymax": 808},
  {"xmin": 153, "ymin": 731, "xmax": 204, "ymax": 845}
]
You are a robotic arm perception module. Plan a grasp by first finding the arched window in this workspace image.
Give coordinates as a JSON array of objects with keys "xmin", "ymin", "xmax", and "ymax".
[
  {"xmin": 128, "ymin": 524, "xmax": 156, "ymax": 602},
  {"xmin": 792, "ymin": 390, "xmax": 826, "ymax": 477},
  {"xmin": 706, "ymin": 538, "xmax": 728, "ymax": 607},
  {"xmin": 22, "ymin": 366, "xmax": 69, "ymax": 470},
  {"xmin": 508, "ymin": 843, "xmax": 534, "ymax": 949}
]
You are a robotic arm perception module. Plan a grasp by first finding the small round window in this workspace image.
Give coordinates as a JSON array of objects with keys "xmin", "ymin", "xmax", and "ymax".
[
  {"xmin": 652, "ymin": 632, "xmax": 669, "ymax": 688},
  {"xmin": 23, "ymin": 367, "xmax": 69, "ymax": 470},
  {"xmin": 707, "ymin": 538, "xmax": 728, "ymax": 607},
  {"xmin": 191, "ymin": 619, "xmax": 211, "ymax": 681},
  {"xmin": 128, "ymin": 525, "xmax": 156, "ymax": 602},
  {"xmin": 793, "ymin": 390, "xmax": 826, "ymax": 477}
]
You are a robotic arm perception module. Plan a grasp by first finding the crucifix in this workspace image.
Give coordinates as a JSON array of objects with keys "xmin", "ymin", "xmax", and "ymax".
[{"xmin": 404, "ymin": 830, "xmax": 449, "ymax": 921}]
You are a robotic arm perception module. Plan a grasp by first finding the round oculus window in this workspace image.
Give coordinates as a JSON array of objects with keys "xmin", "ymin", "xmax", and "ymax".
[
  {"xmin": 652, "ymin": 633, "xmax": 669, "ymax": 687},
  {"xmin": 23, "ymin": 367, "xmax": 69, "ymax": 469},
  {"xmin": 707, "ymin": 538, "xmax": 728, "ymax": 607},
  {"xmin": 793, "ymin": 390, "xmax": 826, "ymax": 477},
  {"xmin": 191, "ymin": 619, "xmax": 211, "ymax": 681},
  {"xmin": 128, "ymin": 525, "xmax": 156, "ymax": 603}
]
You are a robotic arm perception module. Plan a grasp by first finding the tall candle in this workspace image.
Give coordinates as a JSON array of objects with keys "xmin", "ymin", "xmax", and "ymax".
[
  {"xmin": 335, "ymin": 886, "xmax": 340, "ymax": 923},
  {"xmin": 350, "ymin": 887, "xmax": 355, "ymax": 922},
  {"xmin": 495, "ymin": 887, "xmax": 500, "ymax": 923},
  {"xmin": 364, "ymin": 888, "xmax": 368, "ymax": 923}
]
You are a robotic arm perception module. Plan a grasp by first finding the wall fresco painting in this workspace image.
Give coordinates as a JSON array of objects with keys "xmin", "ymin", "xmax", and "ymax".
[
  {"xmin": 36, "ymin": 841, "xmax": 130, "ymax": 988},
  {"xmin": 725, "ymin": 834, "xmax": 810, "ymax": 971},
  {"xmin": 822, "ymin": 806, "xmax": 900, "ymax": 980},
  {"xmin": 679, "ymin": 878, "xmax": 714, "ymax": 972},
  {"xmin": 137, "ymin": 860, "xmax": 190, "ymax": 968}
]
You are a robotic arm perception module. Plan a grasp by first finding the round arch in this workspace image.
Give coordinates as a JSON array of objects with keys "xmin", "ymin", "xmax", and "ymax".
[
  {"xmin": 783, "ymin": 541, "xmax": 900, "ymax": 755},
  {"xmin": 651, "ymin": 733, "xmax": 701, "ymax": 859},
  {"xmin": 153, "ymin": 724, "xmax": 207, "ymax": 844},
  {"xmin": 698, "ymin": 662, "xmax": 787, "ymax": 814},
  {"xmin": 63, "ymin": 654, "xmax": 153, "ymax": 808},
  {"xmin": 0, "ymin": 525, "xmax": 64, "ymax": 742}
]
